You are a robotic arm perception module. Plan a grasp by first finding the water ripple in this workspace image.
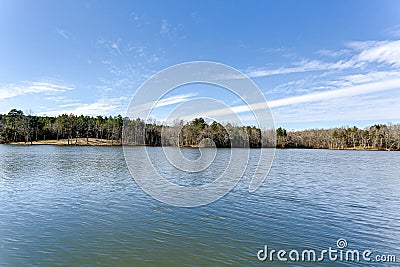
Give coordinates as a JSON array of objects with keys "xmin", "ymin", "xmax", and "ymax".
[{"xmin": 0, "ymin": 146, "xmax": 399, "ymax": 266}]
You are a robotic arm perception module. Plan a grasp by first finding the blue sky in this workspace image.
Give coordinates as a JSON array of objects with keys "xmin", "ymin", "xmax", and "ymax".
[{"xmin": 0, "ymin": 0, "xmax": 400, "ymax": 130}]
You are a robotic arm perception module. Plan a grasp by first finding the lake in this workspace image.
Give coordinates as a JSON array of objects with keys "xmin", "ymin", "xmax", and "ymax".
[{"xmin": 0, "ymin": 145, "xmax": 399, "ymax": 266}]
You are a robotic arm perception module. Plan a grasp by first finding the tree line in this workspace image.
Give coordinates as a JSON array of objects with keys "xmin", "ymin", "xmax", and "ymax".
[
  {"xmin": 123, "ymin": 117, "xmax": 275, "ymax": 148},
  {"xmin": 0, "ymin": 109, "xmax": 399, "ymax": 150},
  {"xmin": 276, "ymin": 124, "xmax": 400, "ymax": 150},
  {"xmin": 0, "ymin": 109, "xmax": 124, "ymax": 145},
  {"xmin": 0, "ymin": 109, "xmax": 273, "ymax": 147}
]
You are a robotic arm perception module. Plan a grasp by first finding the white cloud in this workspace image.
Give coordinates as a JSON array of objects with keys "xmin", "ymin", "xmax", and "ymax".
[
  {"xmin": 154, "ymin": 93, "xmax": 197, "ymax": 108},
  {"xmin": 126, "ymin": 93, "xmax": 197, "ymax": 118},
  {"xmin": 96, "ymin": 39, "xmax": 122, "ymax": 55},
  {"xmin": 56, "ymin": 28, "xmax": 70, "ymax": 40},
  {"xmin": 0, "ymin": 81, "xmax": 73, "ymax": 100},
  {"xmin": 354, "ymin": 40, "xmax": 400, "ymax": 67},
  {"xmin": 160, "ymin": 19, "xmax": 169, "ymax": 34},
  {"xmin": 38, "ymin": 97, "xmax": 127, "ymax": 117},
  {"xmin": 59, "ymin": 103, "xmax": 80, "ymax": 108},
  {"xmin": 267, "ymin": 78, "xmax": 400, "ymax": 108},
  {"xmin": 244, "ymin": 58, "xmax": 359, "ymax": 78},
  {"xmin": 69, "ymin": 102, "xmax": 116, "ymax": 115},
  {"xmin": 130, "ymin": 12, "xmax": 145, "ymax": 27},
  {"xmin": 159, "ymin": 19, "xmax": 184, "ymax": 38},
  {"xmin": 111, "ymin": 42, "xmax": 119, "ymax": 50},
  {"xmin": 316, "ymin": 49, "xmax": 350, "ymax": 57},
  {"xmin": 127, "ymin": 45, "xmax": 147, "ymax": 57},
  {"xmin": 168, "ymin": 78, "xmax": 400, "ymax": 123},
  {"xmin": 341, "ymin": 70, "xmax": 400, "ymax": 85},
  {"xmin": 385, "ymin": 24, "xmax": 400, "ymax": 38},
  {"xmin": 38, "ymin": 103, "xmax": 115, "ymax": 117},
  {"xmin": 273, "ymin": 93, "xmax": 400, "ymax": 124},
  {"xmin": 243, "ymin": 39, "xmax": 400, "ymax": 79}
]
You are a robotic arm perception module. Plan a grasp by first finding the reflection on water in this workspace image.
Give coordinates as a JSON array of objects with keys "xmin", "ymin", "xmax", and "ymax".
[{"xmin": 0, "ymin": 145, "xmax": 399, "ymax": 266}]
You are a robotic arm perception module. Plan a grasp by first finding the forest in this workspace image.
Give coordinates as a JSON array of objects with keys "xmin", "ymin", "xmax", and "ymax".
[{"xmin": 0, "ymin": 109, "xmax": 399, "ymax": 150}]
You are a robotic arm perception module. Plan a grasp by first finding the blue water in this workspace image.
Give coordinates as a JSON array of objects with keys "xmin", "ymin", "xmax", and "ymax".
[{"xmin": 0, "ymin": 145, "xmax": 399, "ymax": 266}]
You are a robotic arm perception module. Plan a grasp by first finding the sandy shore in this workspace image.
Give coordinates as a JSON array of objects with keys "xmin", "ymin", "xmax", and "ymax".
[{"xmin": 9, "ymin": 138, "xmax": 122, "ymax": 146}]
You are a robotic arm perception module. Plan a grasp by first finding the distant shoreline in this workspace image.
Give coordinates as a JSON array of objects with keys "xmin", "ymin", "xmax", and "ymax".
[
  {"xmin": 1, "ymin": 110, "xmax": 399, "ymax": 151},
  {"xmin": 5, "ymin": 138, "xmax": 399, "ymax": 151},
  {"xmin": 8, "ymin": 138, "xmax": 122, "ymax": 146}
]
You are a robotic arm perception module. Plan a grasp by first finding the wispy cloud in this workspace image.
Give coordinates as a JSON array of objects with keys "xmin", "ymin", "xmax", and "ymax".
[
  {"xmin": 385, "ymin": 24, "xmax": 400, "ymax": 38},
  {"xmin": 352, "ymin": 40, "xmax": 400, "ymax": 67},
  {"xmin": 244, "ymin": 58, "xmax": 360, "ymax": 78},
  {"xmin": 160, "ymin": 19, "xmax": 169, "ymax": 34},
  {"xmin": 159, "ymin": 18, "xmax": 184, "ymax": 39},
  {"xmin": 316, "ymin": 49, "xmax": 350, "ymax": 57},
  {"xmin": 126, "ymin": 93, "xmax": 197, "ymax": 118},
  {"xmin": 38, "ymin": 97, "xmax": 127, "ymax": 117},
  {"xmin": 66, "ymin": 102, "xmax": 117, "ymax": 116},
  {"xmin": 56, "ymin": 28, "xmax": 70, "ymax": 40},
  {"xmin": 154, "ymin": 93, "xmax": 197, "ymax": 108},
  {"xmin": 244, "ymin": 39, "xmax": 400, "ymax": 78},
  {"xmin": 268, "ymin": 78, "xmax": 400, "ymax": 108},
  {"xmin": 130, "ymin": 12, "xmax": 147, "ymax": 28},
  {"xmin": 166, "ymin": 78, "xmax": 400, "ymax": 123},
  {"xmin": 273, "ymin": 93, "xmax": 400, "ymax": 125},
  {"xmin": 96, "ymin": 39, "xmax": 122, "ymax": 55},
  {"xmin": 96, "ymin": 39, "xmax": 162, "ymax": 95},
  {"xmin": 340, "ymin": 70, "xmax": 400, "ymax": 85},
  {"xmin": 38, "ymin": 94, "xmax": 195, "ymax": 118},
  {"xmin": 0, "ymin": 81, "xmax": 73, "ymax": 100}
]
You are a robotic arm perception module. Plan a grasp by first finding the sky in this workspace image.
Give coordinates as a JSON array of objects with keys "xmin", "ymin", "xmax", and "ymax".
[{"xmin": 0, "ymin": 0, "xmax": 400, "ymax": 130}]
